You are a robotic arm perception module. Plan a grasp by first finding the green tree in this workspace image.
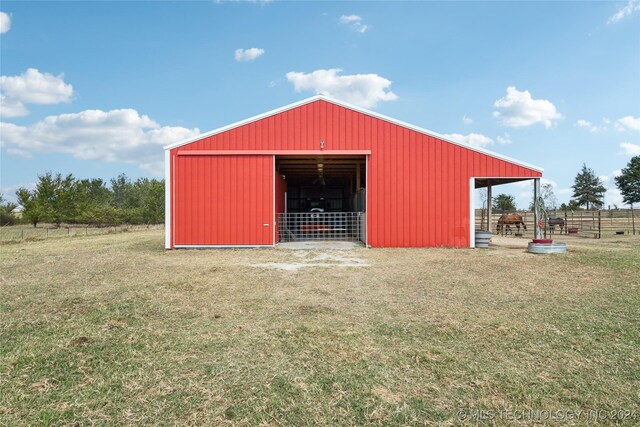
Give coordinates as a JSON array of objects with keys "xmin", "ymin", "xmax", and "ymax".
[
  {"xmin": 38, "ymin": 172, "xmax": 77, "ymax": 226},
  {"xmin": 18, "ymin": 172, "xmax": 80, "ymax": 227},
  {"xmin": 571, "ymin": 163, "xmax": 606, "ymax": 210},
  {"xmin": 108, "ymin": 174, "xmax": 164, "ymax": 224},
  {"xmin": 14, "ymin": 171, "xmax": 165, "ymax": 227},
  {"xmin": 615, "ymin": 156, "xmax": 640, "ymax": 206},
  {"xmin": 568, "ymin": 200, "xmax": 582, "ymax": 211},
  {"xmin": 110, "ymin": 173, "xmax": 144, "ymax": 210},
  {"xmin": 17, "ymin": 188, "xmax": 44, "ymax": 227},
  {"xmin": 492, "ymin": 194, "xmax": 517, "ymax": 212},
  {"xmin": 75, "ymin": 179, "xmax": 115, "ymax": 225},
  {"xmin": 0, "ymin": 194, "xmax": 18, "ymax": 226},
  {"xmin": 136, "ymin": 178, "xmax": 165, "ymax": 224}
]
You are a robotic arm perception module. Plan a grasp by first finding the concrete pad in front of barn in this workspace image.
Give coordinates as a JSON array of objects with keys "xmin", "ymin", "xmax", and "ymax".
[
  {"xmin": 276, "ymin": 241, "xmax": 365, "ymax": 250},
  {"xmin": 250, "ymin": 242, "xmax": 369, "ymax": 271}
]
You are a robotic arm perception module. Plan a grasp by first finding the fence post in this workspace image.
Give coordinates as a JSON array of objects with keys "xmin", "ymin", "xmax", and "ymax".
[
  {"xmin": 631, "ymin": 205, "xmax": 636, "ymax": 236},
  {"xmin": 598, "ymin": 210, "xmax": 601, "ymax": 239},
  {"xmin": 564, "ymin": 210, "xmax": 568, "ymax": 235}
]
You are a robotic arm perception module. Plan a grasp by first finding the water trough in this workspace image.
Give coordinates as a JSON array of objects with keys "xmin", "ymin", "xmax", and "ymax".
[
  {"xmin": 475, "ymin": 230, "xmax": 492, "ymax": 249},
  {"xmin": 528, "ymin": 242, "xmax": 567, "ymax": 254}
]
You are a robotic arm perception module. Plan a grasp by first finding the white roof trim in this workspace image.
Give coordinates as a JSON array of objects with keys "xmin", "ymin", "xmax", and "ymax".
[{"xmin": 163, "ymin": 95, "xmax": 543, "ymax": 173}]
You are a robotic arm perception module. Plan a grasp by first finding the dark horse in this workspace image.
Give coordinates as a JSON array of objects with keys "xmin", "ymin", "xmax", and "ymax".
[
  {"xmin": 497, "ymin": 213, "xmax": 527, "ymax": 235},
  {"xmin": 548, "ymin": 217, "xmax": 565, "ymax": 234}
]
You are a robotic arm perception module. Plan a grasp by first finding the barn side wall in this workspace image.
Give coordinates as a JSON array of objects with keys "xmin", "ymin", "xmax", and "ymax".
[{"xmin": 169, "ymin": 100, "xmax": 541, "ymax": 248}]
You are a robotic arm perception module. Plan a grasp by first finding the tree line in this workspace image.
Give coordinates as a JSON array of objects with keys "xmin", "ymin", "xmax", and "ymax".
[
  {"xmin": 487, "ymin": 156, "xmax": 639, "ymax": 213},
  {"xmin": 2, "ymin": 157, "xmax": 638, "ymax": 226},
  {"xmin": 1, "ymin": 172, "xmax": 164, "ymax": 227}
]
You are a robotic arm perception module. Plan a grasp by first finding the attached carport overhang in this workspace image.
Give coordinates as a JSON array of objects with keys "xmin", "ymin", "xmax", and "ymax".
[
  {"xmin": 469, "ymin": 176, "xmax": 545, "ymax": 247},
  {"xmin": 474, "ymin": 177, "xmax": 533, "ymax": 188}
]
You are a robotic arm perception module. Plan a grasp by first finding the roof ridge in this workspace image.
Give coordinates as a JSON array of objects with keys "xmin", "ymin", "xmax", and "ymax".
[{"xmin": 163, "ymin": 96, "xmax": 543, "ymax": 173}]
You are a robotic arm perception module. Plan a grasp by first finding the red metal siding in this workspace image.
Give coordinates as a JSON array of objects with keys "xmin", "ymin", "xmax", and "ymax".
[
  {"xmin": 173, "ymin": 155, "xmax": 273, "ymax": 246},
  {"xmin": 170, "ymin": 100, "xmax": 541, "ymax": 248}
]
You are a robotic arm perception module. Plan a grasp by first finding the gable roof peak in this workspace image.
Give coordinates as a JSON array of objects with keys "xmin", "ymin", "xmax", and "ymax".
[{"xmin": 163, "ymin": 96, "xmax": 542, "ymax": 173}]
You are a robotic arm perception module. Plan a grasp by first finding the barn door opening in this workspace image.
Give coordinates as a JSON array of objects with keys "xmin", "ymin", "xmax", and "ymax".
[{"xmin": 275, "ymin": 155, "xmax": 366, "ymax": 243}]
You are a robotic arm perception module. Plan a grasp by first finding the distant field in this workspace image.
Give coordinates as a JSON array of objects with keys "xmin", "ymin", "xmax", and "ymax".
[
  {"xmin": 1, "ymin": 231, "xmax": 639, "ymax": 425},
  {"xmin": 0, "ymin": 223, "xmax": 163, "ymax": 242}
]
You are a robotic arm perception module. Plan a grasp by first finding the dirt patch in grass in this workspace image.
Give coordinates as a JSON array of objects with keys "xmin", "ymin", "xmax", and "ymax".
[
  {"xmin": 248, "ymin": 250, "xmax": 369, "ymax": 271},
  {"xmin": 1, "ymin": 230, "xmax": 639, "ymax": 425},
  {"xmin": 69, "ymin": 336, "xmax": 94, "ymax": 346}
]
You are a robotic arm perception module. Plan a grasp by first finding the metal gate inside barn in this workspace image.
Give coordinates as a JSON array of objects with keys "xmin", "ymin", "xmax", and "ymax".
[{"xmin": 275, "ymin": 155, "xmax": 367, "ymax": 244}]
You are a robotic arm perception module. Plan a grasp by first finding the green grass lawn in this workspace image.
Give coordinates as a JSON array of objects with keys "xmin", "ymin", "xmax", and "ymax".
[{"xmin": 1, "ymin": 232, "xmax": 639, "ymax": 426}]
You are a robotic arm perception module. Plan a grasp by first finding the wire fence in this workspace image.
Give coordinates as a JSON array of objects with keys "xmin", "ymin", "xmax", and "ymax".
[
  {"xmin": 0, "ymin": 223, "xmax": 164, "ymax": 243},
  {"xmin": 475, "ymin": 208, "xmax": 637, "ymax": 238}
]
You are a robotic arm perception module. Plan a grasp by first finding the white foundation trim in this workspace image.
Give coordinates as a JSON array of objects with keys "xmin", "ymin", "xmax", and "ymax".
[
  {"xmin": 164, "ymin": 150, "xmax": 171, "ymax": 249},
  {"xmin": 470, "ymin": 178, "xmax": 475, "ymax": 248},
  {"xmin": 174, "ymin": 245, "xmax": 273, "ymax": 249}
]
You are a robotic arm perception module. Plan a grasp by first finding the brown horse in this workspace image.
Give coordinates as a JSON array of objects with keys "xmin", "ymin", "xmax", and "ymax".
[{"xmin": 497, "ymin": 213, "xmax": 527, "ymax": 235}]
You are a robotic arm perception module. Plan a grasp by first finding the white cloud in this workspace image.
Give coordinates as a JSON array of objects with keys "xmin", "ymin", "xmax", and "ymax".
[
  {"xmin": 462, "ymin": 114, "xmax": 473, "ymax": 125},
  {"xmin": 0, "ymin": 11, "xmax": 10, "ymax": 34},
  {"xmin": 605, "ymin": 187, "xmax": 624, "ymax": 207},
  {"xmin": 496, "ymin": 133, "xmax": 511, "ymax": 145},
  {"xmin": 597, "ymin": 169, "xmax": 626, "ymax": 207},
  {"xmin": 512, "ymin": 180, "xmax": 532, "ymax": 189},
  {"xmin": 0, "ymin": 68, "xmax": 73, "ymax": 104},
  {"xmin": 0, "ymin": 182, "xmax": 35, "ymax": 204},
  {"xmin": 0, "ymin": 109, "xmax": 200, "ymax": 176},
  {"xmin": 512, "ymin": 177, "xmax": 556, "ymax": 189},
  {"xmin": 493, "ymin": 86, "xmax": 562, "ymax": 128},
  {"xmin": 614, "ymin": 115, "xmax": 640, "ymax": 132},
  {"xmin": 441, "ymin": 132, "xmax": 495, "ymax": 148},
  {"xmin": 556, "ymin": 188, "xmax": 573, "ymax": 196},
  {"xmin": 286, "ymin": 68, "xmax": 397, "ymax": 108},
  {"xmin": 234, "ymin": 47, "xmax": 264, "ymax": 62},
  {"xmin": 339, "ymin": 15, "xmax": 368, "ymax": 33},
  {"xmin": 620, "ymin": 142, "xmax": 640, "ymax": 155},
  {"xmin": 0, "ymin": 94, "xmax": 29, "ymax": 117},
  {"xmin": 541, "ymin": 178, "xmax": 558, "ymax": 188},
  {"xmin": 0, "ymin": 68, "xmax": 73, "ymax": 117},
  {"xmin": 441, "ymin": 132, "xmax": 513, "ymax": 148},
  {"xmin": 607, "ymin": 0, "xmax": 640, "ymax": 24},
  {"xmin": 575, "ymin": 119, "xmax": 606, "ymax": 133}
]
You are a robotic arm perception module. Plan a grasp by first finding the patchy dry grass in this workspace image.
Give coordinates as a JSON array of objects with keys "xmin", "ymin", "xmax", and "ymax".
[{"xmin": 1, "ymin": 231, "xmax": 639, "ymax": 426}]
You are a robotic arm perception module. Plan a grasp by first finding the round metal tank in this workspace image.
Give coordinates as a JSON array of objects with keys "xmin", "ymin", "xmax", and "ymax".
[
  {"xmin": 475, "ymin": 230, "xmax": 492, "ymax": 249},
  {"xmin": 528, "ymin": 242, "xmax": 567, "ymax": 254}
]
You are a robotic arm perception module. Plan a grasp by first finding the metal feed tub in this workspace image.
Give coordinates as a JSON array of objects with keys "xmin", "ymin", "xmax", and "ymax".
[
  {"xmin": 528, "ymin": 242, "xmax": 567, "ymax": 254},
  {"xmin": 475, "ymin": 230, "xmax": 492, "ymax": 249}
]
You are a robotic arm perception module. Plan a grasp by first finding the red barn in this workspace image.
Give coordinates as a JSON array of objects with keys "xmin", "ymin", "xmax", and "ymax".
[{"xmin": 164, "ymin": 96, "xmax": 542, "ymax": 249}]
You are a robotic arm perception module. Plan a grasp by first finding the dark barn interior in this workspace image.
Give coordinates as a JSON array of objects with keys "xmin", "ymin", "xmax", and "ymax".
[{"xmin": 276, "ymin": 155, "xmax": 366, "ymax": 213}]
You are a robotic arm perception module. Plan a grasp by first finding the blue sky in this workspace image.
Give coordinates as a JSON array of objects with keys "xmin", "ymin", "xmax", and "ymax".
[{"xmin": 1, "ymin": 1, "xmax": 639, "ymax": 209}]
